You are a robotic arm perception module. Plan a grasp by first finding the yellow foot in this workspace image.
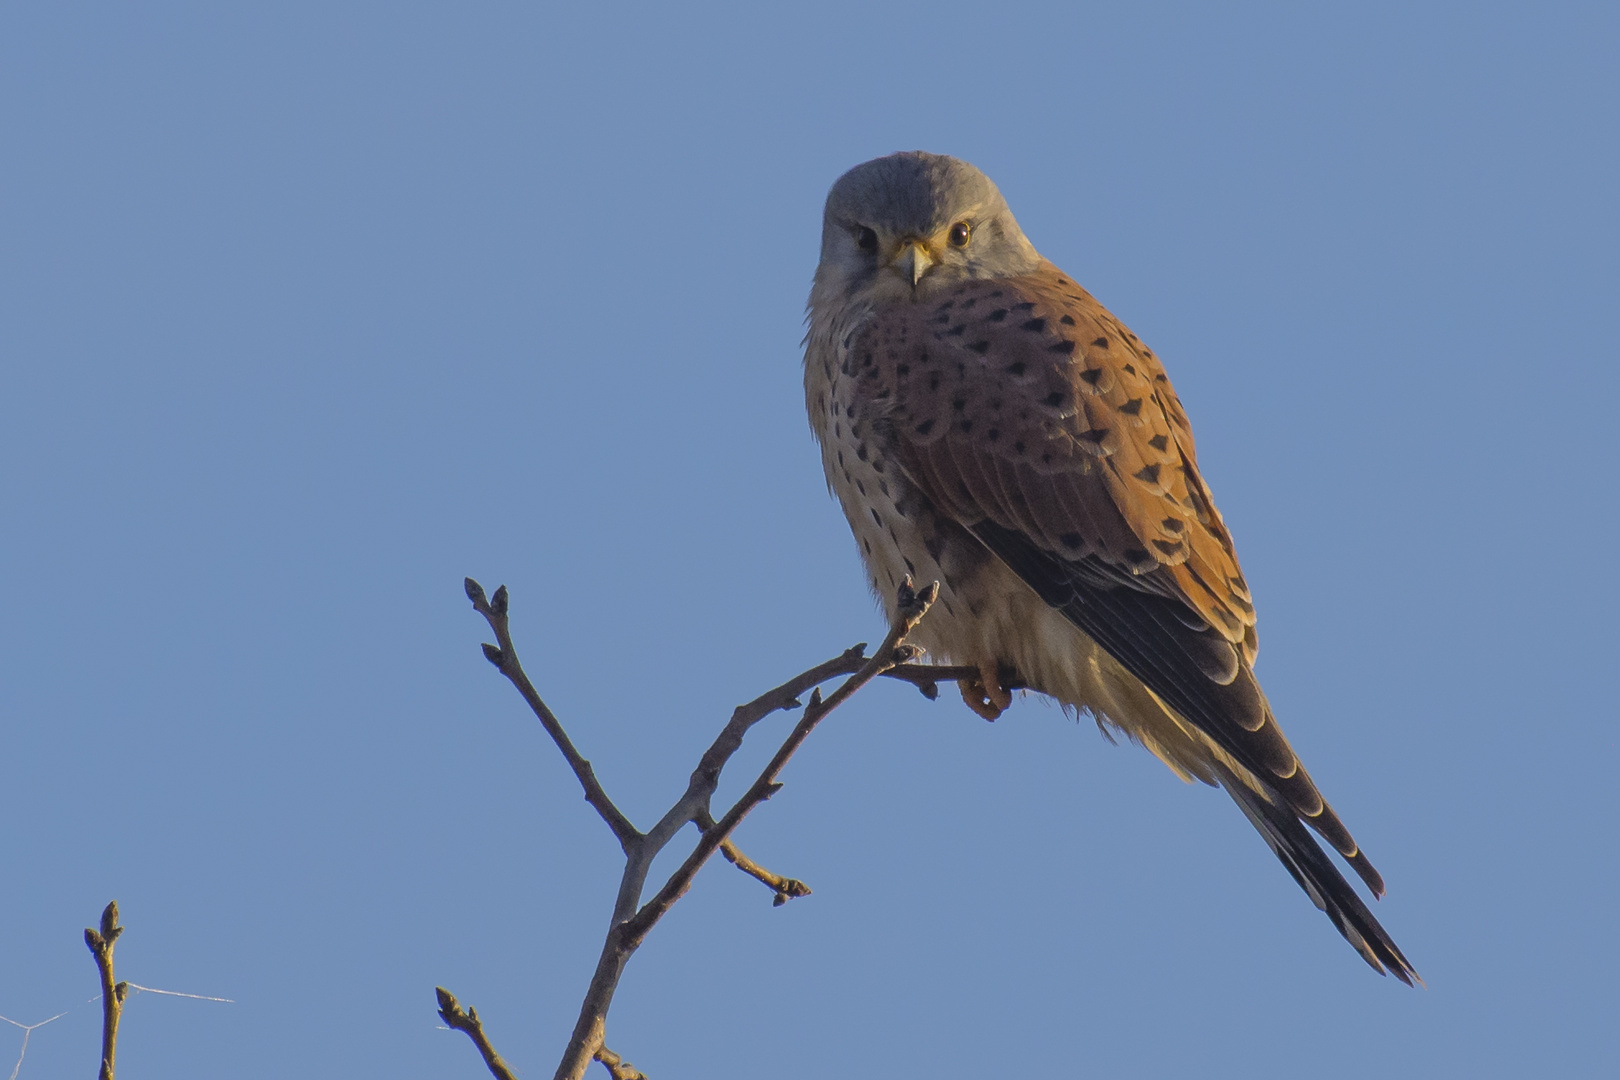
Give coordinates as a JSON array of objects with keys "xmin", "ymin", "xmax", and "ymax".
[{"xmin": 958, "ymin": 664, "xmax": 1012, "ymax": 721}]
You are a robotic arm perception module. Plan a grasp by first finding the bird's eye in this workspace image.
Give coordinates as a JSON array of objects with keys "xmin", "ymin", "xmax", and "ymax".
[
  {"xmin": 948, "ymin": 221, "xmax": 972, "ymax": 248},
  {"xmin": 856, "ymin": 226, "xmax": 878, "ymax": 252}
]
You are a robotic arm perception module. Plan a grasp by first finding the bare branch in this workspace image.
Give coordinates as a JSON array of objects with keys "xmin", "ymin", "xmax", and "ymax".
[
  {"xmin": 695, "ymin": 808, "xmax": 812, "ymax": 906},
  {"xmin": 719, "ymin": 839, "xmax": 811, "ymax": 906},
  {"xmin": 465, "ymin": 578, "xmax": 641, "ymax": 853},
  {"xmin": 83, "ymin": 901, "xmax": 127, "ymax": 1080},
  {"xmin": 621, "ymin": 578, "xmax": 939, "ymax": 951},
  {"xmin": 458, "ymin": 576, "xmax": 944, "ymax": 1080},
  {"xmin": 593, "ymin": 1046, "xmax": 648, "ymax": 1080},
  {"xmin": 436, "ymin": 988, "xmax": 520, "ymax": 1080},
  {"xmin": 625, "ymin": 642, "xmax": 875, "ymax": 872}
]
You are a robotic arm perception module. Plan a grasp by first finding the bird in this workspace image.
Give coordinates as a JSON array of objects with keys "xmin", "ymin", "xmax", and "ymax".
[{"xmin": 803, "ymin": 151, "xmax": 1417, "ymax": 983}]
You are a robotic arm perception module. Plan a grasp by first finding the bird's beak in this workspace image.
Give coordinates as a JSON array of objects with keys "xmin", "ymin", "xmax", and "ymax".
[{"xmin": 892, "ymin": 240, "xmax": 936, "ymax": 286}]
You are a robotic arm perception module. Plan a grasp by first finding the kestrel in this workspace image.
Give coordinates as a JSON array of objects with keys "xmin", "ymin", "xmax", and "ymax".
[{"xmin": 804, "ymin": 151, "xmax": 1416, "ymax": 983}]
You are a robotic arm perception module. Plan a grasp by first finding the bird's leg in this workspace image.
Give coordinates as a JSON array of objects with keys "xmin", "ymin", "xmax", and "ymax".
[{"xmin": 958, "ymin": 662, "xmax": 1012, "ymax": 721}]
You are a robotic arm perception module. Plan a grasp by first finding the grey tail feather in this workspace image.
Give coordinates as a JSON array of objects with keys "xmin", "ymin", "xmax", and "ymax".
[{"xmin": 1213, "ymin": 763, "xmax": 1421, "ymax": 986}]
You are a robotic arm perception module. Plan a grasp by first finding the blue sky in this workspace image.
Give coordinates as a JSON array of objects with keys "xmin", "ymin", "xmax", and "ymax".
[{"xmin": 2, "ymin": 3, "xmax": 1616, "ymax": 1077}]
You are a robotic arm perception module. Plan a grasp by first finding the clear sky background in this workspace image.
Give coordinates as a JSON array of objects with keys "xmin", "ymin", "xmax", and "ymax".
[{"xmin": 3, "ymin": 3, "xmax": 1616, "ymax": 1077}]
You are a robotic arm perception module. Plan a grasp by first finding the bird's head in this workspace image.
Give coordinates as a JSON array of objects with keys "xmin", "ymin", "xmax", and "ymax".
[{"xmin": 814, "ymin": 152, "xmax": 1041, "ymax": 308}]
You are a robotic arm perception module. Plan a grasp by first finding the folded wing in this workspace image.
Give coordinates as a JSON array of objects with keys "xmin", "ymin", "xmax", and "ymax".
[{"xmin": 848, "ymin": 262, "xmax": 1415, "ymax": 982}]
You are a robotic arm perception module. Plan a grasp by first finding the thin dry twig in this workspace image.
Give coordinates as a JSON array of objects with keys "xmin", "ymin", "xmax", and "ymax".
[
  {"xmin": 466, "ymin": 579, "xmax": 641, "ymax": 853},
  {"xmin": 452, "ymin": 576, "xmax": 942, "ymax": 1080},
  {"xmin": 621, "ymin": 579, "xmax": 938, "ymax": 953},
  {"xmin": 701, "ymin": 809, "xmax": 812, "ymax": 907},
  {"xmin": 437, "ymin": 988, "xmax": 520, "ymax": 1080},
  {"xmin": 83, "ymin": 901, "xmax": 127, "ymax": 1080}
]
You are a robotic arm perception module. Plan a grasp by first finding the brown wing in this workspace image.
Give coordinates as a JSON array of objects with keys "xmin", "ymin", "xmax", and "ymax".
[
  {"xmin": 851, "ymin": 261, "xmax": 1256, "ymax": 661},
  {"xmin": 848, "ymin": 262, "xmax": 1388, "ymax": 894}
]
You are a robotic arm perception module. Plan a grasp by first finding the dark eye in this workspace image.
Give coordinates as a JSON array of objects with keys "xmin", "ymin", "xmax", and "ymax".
[
  {"xmin": 856, "ymin": 226, "xmax": 878, "ymax": 252},
  {"xmin": 948, "ymin": 221, "xmax": 972, "ymax": 248}
]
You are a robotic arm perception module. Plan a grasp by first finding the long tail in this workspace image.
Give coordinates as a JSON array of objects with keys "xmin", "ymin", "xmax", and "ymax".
[{"xmin": 1213, "ymin": 762, "xmax": 1420, "ymax": 985}]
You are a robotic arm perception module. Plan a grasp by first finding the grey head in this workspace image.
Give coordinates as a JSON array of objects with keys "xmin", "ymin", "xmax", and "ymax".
[{"xmin": 815, "ymin": 152, "xmax": 1042, "ymax": 308}]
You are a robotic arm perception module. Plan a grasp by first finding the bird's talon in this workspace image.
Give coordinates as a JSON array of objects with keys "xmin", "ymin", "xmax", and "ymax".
[{"xmin": 958, "ymin": 677, "xmax": 1005, "ymax": 721}]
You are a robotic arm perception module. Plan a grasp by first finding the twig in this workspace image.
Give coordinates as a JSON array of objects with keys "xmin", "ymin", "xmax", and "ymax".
[
  {"xmin": 466, "ymin": 579, "xmax": 641, "ymax": 854},
  {"xmin": 593, "ymin": 1046, "xmax": 647, "ymax": 1080},
  {"xmin": 456, "ymin": 576, "xmax": 942, "ymax": 1080},
  {"xmin": 693, "ymin": 805, "xmax": 813, "ymax": 905},
  {"xmin": 712, "ymin": 827, "xmax": 812, "ymax": 907},
  {"xmin": 436, "ymin": 988, "xmax": 520, "ymax": 1080},
  {"xmin": 83, "ymin": 901, "xmax": 127, "ymax": 1080},
  {"xmin": 622, "ymin": 578, "xmax": 939, "ymax": 952}
]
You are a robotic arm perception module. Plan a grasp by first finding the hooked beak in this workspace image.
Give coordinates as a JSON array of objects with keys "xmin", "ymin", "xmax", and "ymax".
[{"xmin": 892, "ymin": 240, "xmax": 936, "ymax": 286}]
